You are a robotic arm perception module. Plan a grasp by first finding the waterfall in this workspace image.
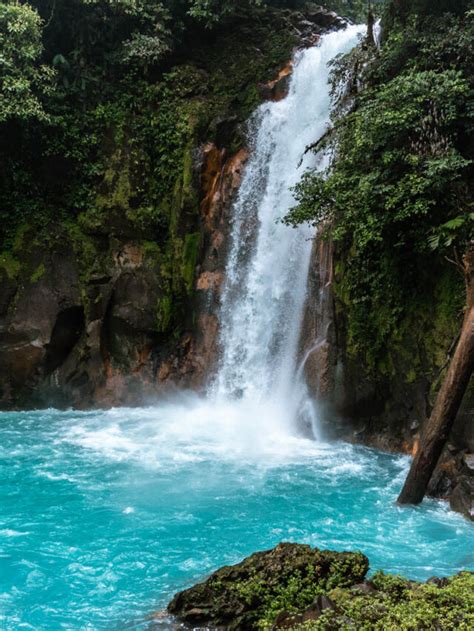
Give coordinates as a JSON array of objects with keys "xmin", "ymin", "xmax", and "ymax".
[{"xmin": 211, "ymin": 25, "xmax": 365, "ymax": 435}]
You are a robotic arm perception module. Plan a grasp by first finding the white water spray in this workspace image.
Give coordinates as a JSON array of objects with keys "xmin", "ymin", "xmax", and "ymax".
[
  {"xmin": 61, "ymin": 27, "xmax": 367, "ymax": 465},
  {"xmin": 211, "ymin": 25, "xmax": 365, "ymax": 436}
]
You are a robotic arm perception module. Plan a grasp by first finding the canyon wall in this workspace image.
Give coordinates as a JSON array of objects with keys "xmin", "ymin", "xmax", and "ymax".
[
  {"xmin": 1, "ymin": 2, "xmax": 470, "ymax": 517},
  {"xmin": 300, "ymin": 234, "xmax": 473, "ymax": 518},
  {"xmin": 0, "ymin": 6, "xmax": 342, "ymax": 409}
]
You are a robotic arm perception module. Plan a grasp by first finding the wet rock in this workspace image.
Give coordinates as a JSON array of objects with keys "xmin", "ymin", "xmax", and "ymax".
[
  {"xmin": 212, "ymin": 115, "xmax": 239, "ymax": 149},
  {"xmin": 351, "ymin": 580, "xmax": 377, "ymax": 594},
  {"xmin": 306, "ymin": 7, "xmax": 346, "ymax": 30},
  {"xmin": 0, "ymin": 250, "xmax": 83, "ymax": 408},
  {"xmin": 449, "ymin": 476, "xmax": 474, "ymax": 521},
  {"xmin": 301, "ymin": 594, "xmax": 336, "ymax": 621},
  {"xmin": 426, "ymin": 577, "xmax": 449, "ymax": 588},
  {"xmin": 300, "ymin": 232, "xmax": 336, "ymax": 400},
  {"xmin": 428, "ymin": 446, "xmax": 472, "ymax": 503},
  {"xmin": 0, "ymin": 239, "xmax": 176, "ymax": 409},
  {"xmin": 463, "ymin": 453, "xmax": 474, "ymax": 472},
  {"xmin": 165, "ymin": 143, "xmax": 250, "ymax": 388},
  {"xmin": 258, "ymin": 63, "xmax": 293, "ymax": 102},
  {"xmin": 271, "ymin": 611, "xmax": 302, "ymax": 629}
]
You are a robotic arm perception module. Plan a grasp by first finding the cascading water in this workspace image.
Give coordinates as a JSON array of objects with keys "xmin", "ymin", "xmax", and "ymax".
[
  {"xmin": 2, "ymin": 25, "xmax": 472, "ymax": 631},
  {"xmin": 212, "ymin": 25, "xmax": 365, "ymax": 435}
]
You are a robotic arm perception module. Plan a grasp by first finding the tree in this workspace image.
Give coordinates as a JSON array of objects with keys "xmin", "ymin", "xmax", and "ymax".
[
  {"xmin": 398, "ymin": 240, "xmax": 474, "ymax": 504},
  {"xmin": 0, "ymin": 1, "xmax": 54, "ymax": 122},
  {"xmin": 187, "ymin": 0, "xmax": 263, "ymax": 26}
]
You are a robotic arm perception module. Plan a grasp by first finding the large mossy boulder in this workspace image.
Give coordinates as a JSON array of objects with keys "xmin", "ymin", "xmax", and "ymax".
[
  {"xmin": 167, "ymin": 543, "xmax": 369, "ymax": 629},
  {"xmin": 167, "ymin": 544, "xmax": 474, "ymax": 630}
]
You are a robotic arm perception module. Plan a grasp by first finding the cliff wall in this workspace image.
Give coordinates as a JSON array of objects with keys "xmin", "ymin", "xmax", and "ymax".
[{"xmin": 0, "ymin": 5, "xmax": 342, "ymax": 408}]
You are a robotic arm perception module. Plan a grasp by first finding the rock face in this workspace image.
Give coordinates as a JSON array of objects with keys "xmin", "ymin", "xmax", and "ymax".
[
  {"xmin": 167, "ymin": 543, "xmax": 369, "ymax": 630},
  {"xmin": 258, "ymin": 62, "xmax": 294, "ymax": 102},
  {"xmin": 0, "ymin": 4, "xmax": 346, "ymax": 410},
  {"xmin": 156, "ymin": 142, "xmax": 250, "ymax": 388},
  {"xmin": 450, "ymin": 476, "xmax": 474, "ymax": 520},
  {"xmin": 300, "ymin": 234, "xmax": 474, "ymax": 519},
  {"xmin": 299, "ymin": 230, "xmax": 337, "ymax": 399},
  {"xmin": 0, "ymin": 137, "xmax": 251, "ymax": 408},
  {"xmin": 0, "ymin": 240, "xmax": 171, "ymax": 408},
  {"xmin": 300, "ymin": 238, "xmax": 474, "ymax": 520}
]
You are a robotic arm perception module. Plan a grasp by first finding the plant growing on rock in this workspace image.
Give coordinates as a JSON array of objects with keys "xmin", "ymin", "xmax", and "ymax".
[
  {"xmin": 167, "ymin": 544, "xmax": 474, "ymax": 630},
  {"xmin": 168, "ymin": 543, "xmax": 369, "ymax": 629}
]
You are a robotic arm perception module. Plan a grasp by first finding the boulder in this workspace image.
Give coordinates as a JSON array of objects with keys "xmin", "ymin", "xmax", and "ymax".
[
  {"xmin": 167, "ymin": 543, "xmax": 368, "ymax": 630},
  {"xmin": 450, "ymin": 476, "xmax": 474, "ymax": 521},
  {"xmin": 463, "ymin": 453, "xmax": 474, "ymax": 473},
  {"xmin": 166, "ymin": 549, "xmax": 474, "ymax": 631}
]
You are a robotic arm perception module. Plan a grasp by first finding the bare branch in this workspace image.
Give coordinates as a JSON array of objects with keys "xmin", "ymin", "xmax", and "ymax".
[{"xmin": 297, "ymin": 127, "xmax": 332, "ymax": 168}]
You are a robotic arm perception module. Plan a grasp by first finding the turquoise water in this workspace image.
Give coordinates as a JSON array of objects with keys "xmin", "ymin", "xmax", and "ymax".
[{"xmin": 1, "ymin": 401, "xmax": 473, "ymax": 630}]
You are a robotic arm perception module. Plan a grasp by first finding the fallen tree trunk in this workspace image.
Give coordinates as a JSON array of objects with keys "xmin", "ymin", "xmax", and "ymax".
[{"xmin": 398, "ymin": 242, "xmax": 474, "ymax": 505}]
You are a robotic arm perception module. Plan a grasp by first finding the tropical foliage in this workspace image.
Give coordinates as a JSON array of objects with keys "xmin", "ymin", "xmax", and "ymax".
[
  {"xmin": 285, "ymin": 1, "xmax": 473, "ymax": 367},
  {"xmin": 0, "ymin": 1, "xmax": 54, "ymax": 122}
]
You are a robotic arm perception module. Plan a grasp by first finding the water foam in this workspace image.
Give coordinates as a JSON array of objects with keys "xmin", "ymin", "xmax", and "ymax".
[{"xmin": 62, "ymin": 398, "xmax": 327, "ymax": 468}]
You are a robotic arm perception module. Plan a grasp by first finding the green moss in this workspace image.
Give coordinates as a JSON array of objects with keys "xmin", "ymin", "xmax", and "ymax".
[
  {"xmin": 425, "ymin": 270, "xmax": 464, "ymax": 369},
  {"xmin": 182, "ymin": 144, "xmax": 197, "ymax": 209},
  {"xmin": 0, "ymin": 251, "xmax": 21, "ymax": 280},
  {"xmin": 64, "ymin": 220, "xmax": 104, "ymax": 283},
  {"xmin": 30, "ymin": 262, "xmax": 46, "ymax": 284},
  {"xmin": 142, "ymin": 241, "xmax": 161, "ymax": 260},
  {"xmin": 334, "ymin": 252, "xmax": 465, "ymax": 390},
  {"xmin": 181, "ymin": 232, "xmax": 201, "ymax": 293},
  {"xmin": 156, "ymin": 295, "xmax": 173, "ymax": 334},
  {"xmin": 0, "ymin": 225, "xmax": 38, "ymax": 282},
  {"xmin": 98, "ymin": 152, "xmax": 133, "ymax": 212},
  {"xmin": 12, "ymin": 223, "xmax": 31, "ymax": 252}
]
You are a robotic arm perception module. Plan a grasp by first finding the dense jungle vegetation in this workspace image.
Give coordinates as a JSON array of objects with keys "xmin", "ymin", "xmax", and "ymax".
[
  {"xmin": 0, "ymin": 1, "xmax": 381, "ymax": 334},
  {"xmin": 286, "ymin": 0, "xmax": 474, "ymax": 377},
  {"xmin": 0, "ymin": 0, "xmax": 377, "ymax": 247},
  {"xmin": 0, "ymin": 0, "xmax": 471, "ymax": 398}
]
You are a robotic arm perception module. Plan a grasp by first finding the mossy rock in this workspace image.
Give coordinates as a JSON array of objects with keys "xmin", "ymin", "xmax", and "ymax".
[
  {"xmin": 314, "ymin": 571, "xmax": 474, "ymax": 630},
  {"xmin": 168, "ymin": 545, "xmax": 474, "ymax": 630},
  {"xmin": 167, "ymin": 543, "xmax": 369, "ymax": 630}
]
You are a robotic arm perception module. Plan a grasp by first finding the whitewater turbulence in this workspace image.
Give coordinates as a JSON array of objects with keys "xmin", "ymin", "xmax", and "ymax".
[
  {"xmin": 211, "ymin": 25, "xmax": 365, "ymax": 436},
  {"xmin": 27, "ymin": 28, "xmax": 368, "ymax": 469}
]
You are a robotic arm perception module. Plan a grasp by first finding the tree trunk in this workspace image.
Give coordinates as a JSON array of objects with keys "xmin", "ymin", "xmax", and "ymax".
[
  {"xmin": 367, "ymin": 9, "xmax": 375, "ymax": 47},
  {"xmin": 397, "ymin": 242, "xmax": 474, "ymax": 505}
]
